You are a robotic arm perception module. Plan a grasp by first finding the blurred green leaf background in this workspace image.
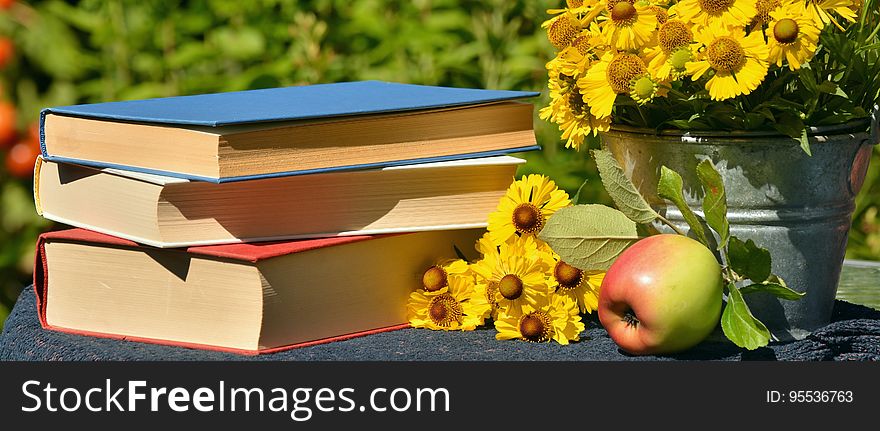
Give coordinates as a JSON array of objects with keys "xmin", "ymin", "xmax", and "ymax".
[{"xmin": 0, "ymin": 0, "xmax": 877, "ymax": 330}]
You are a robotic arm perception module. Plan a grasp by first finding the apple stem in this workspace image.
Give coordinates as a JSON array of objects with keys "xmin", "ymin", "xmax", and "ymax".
[
  {"xmin": 622, "ymin": 309, "xmax": 640, "ymax": 328},
  {"xmin": 656, "ymin": 214, "xmax": 687, "ymax": 237}
]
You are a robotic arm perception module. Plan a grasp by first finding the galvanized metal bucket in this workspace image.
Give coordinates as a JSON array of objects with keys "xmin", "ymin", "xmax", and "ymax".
[{"xmin": 602, "ymin": 115, "xmax": 879, "ymax": 341}]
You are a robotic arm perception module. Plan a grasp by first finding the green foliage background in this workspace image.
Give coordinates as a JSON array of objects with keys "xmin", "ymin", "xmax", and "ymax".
[{"xmin": 0, "ymin": 0, "xmax": 877, "ymax": 330}]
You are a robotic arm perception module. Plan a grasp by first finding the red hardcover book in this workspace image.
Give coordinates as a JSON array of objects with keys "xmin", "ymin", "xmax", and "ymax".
[{"xmin": 33, "ymin": 228, "xmax": 481, "ymax": 355}]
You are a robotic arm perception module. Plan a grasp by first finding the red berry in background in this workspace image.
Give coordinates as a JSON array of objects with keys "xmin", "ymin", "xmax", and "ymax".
[
  {"xmin": 0, "ymin": 102, "xmax": 16, "ymax": 148},
  {"xmin": 5, "ymin": 140, "xmax": 39, "ymax": 178},
  {"xmin": 27, "ymin": 121, "xmax": 40, "ymax": 149},
  {"xmin": 0, "ymin": 38, "xmax": 14, "ymax": 69},
  {"xmin": 0, "ymin": 0, "xmax": 14, "ymax": 11}
]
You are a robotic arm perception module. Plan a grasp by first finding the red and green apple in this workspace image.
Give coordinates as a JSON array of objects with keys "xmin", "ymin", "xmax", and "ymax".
[{"xmin": 598, "ymin": 234, "xmax": 723, "ymax": 355}]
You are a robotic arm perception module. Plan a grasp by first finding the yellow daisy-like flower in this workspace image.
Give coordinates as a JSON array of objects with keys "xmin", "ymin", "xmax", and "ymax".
[
  {"xmin": 494, "ymin": 295, "xmax": 585, "ymax": 345},
  {"xmin": 539, "ymin": 69, "xmax": 578, "ymax": 125},
  {"xmin": 472, "ymin": 279, "xmax": 500, "ymax": 319},
  {"xmin": 419, "ymin": 259, "xmax": 471, "ymax": 292},
  {"xmin": 675, "ymin": 0, "xmax": 757, "ymax": 28},
  {"xmin": 539, "ymin": 54, "xmax": 611, "ymax": 150},
  {"xmin": 600, "ymin": 0, "xmax": 658, "ymax": 50},
  {"xmin": 548, "ymin": 258, "xmax": 606, "ymax": 314},
  {"xmin": 647, "ymin": 19, "xmax": 697, "ymax": 81},
  {"xmin": 753, "ymin": 0, "xmax": 781, "ymax": 24},
  {"xmin": 545, "ymin": 11, "xmax": 584, "ymax": 50},
  {"xmin": 407, "ymin": 272, "xmax": 488, "ymax": 331},
  {"xmin": 804, "ymin": 0, "xmax": 857, "ymax": 30},
  {"xmin": 471, "ymin": 232, "xmax": 504, "ymax": 319},
  {"xmin": 486, "ymin": 174, "xmax": 571, "ymax": 246},
  {"xmin": 474, "ymin": 231, "xmax": 498, "ymax": 257},
  {"xmin": 470, "ymin": 235, "xmax": 552, "ymax": 315},
  {"xmin": 535, "ymin": 237, "xmax": 604, "ymax": 314},
  {"xmin": 580, "ymin": 51, "xmax": 649, "ymax": 119},
  {"xmin": 628, "ymin": 75, "xmax": 662, "ymax": 105},
  {"xmin": 556, "ymin": 97, "xmax": 613, "ymax": 149},
  {"xmin": 686, "ymin": 23, "xmax": 769, "ymax": 101},
  {"xmin": 766, "ymin": 4, "xmax": 820, "ymax": 70},
  {"xmin": 554, "ymin": 23, "xmax": 606, "ymax": 77}
]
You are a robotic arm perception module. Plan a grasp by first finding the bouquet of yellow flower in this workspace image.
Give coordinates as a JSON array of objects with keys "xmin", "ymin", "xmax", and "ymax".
[
  {"xmin": 407, "ymin": 175, "xmax": 599, "ymax": 345},
  {"xmin": 540, "ymin": 0, "xmax": 878, "ymax": 153}
]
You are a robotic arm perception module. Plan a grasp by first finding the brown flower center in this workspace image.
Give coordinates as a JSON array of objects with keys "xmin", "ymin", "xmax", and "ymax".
[
  {"xmin": 773, "ymin": 18, "xmax": 800, "ymax": 44},
  {"xmin": 498, "ymin": 274, "xmax": 524, "ymax": 300},
  {"xmin": 707, "ymin": 36, "xmax": 745, "ymax": 73},
  {"xmin": 548, "ymin": 14, "xmax": 581, "ymax": 50},
  {"xmin": 611, "ymin": 2, "xmax": 637, "ymax": 22},
  {"xmin": 698, "ymin": 0, "xmax": 734, "ymax": 15},
  {"xmin": 567, "ymin": 0, "xmax": 584, "ymax": 8},
  {"xmin": 422, "ymin": 265, "xmax": 448, "ymax": 292},
  {"xmin": 650, "ymin": 5, "xmax": 668, "ymax": 25},
  {"xmin": 607, "ymin": 53, "xmax": 648, "ymax": 93},
  {"xmin": 427, "ymin": 293, "xmax": 463, "ymax": 327},
  {"xmin": 571, "ymin": 34, "xmax": 592, "ymax": 56},
  {"xmin": 658, "ymin": 20, "xmax": 692, "ymax": 53},
  {"xmin": 511, "ymin": 203, "xmax": 545, "ymax": 234},
  {"xmin": 755, "ymin": 0, "xmax": 780, "ymax": 24},
  {"xmin": 554, "ymin": 261, "xmax": 584, "ymax": 290},
  {"xmin": 605, "ymin": 0, "xmax": 628, "ymax": 11},
  {"xmin": 519, "ymin": 312, "xmax": 553, "ymax": 342},
  {"xmin": 568, "ymin": 87, "xmax": 587, "ymax": 116}
]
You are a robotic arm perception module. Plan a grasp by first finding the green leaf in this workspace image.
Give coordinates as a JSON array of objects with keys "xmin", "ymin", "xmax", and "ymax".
[
  {"xmin": 695, "ymin": 159, "xmax": 729, "ymax": 249},
  {"xmin": 817, "ymin": 81, "xmax": 838, "ymax": 94},
  {"xmin": 571, "ymin": 178, "xmax": 591, "ymax": 205},
  {"xmin": 538, "ymin": 204, "xmax": 640, "ymax": 271},
  {"xmin": 728, "ymin": 237, "xmax": 772, "ymax": 282},
  {"xmin": 739, "ymin": 279, "xmax": 805, "ymax": 300},
  {"xmin": 798, "ymin": 127, "xmax": 812, "ymax": 156},
  {"xmin": 772, "ymin": 111, "xmax": 805, "ymax": 137},
  {"xmin": 453, "ymin": 244, "xmax": 468, "ymax": 262},
  {"xmin": 722, "ymin": 284, "xmax": 771, "ymax": 350},
  {"xmin": 656, "ymin": 166, "xmax": 709, "ymax": 246},
  {"xmin": 591, "ymin": 149, "xmax": 659, "ymax": 224}
]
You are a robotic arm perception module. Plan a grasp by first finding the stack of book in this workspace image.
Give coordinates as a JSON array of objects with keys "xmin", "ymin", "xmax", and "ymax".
[{"xmin": 30, "ymin": 81, "xmax": 539, "ymax": 354}]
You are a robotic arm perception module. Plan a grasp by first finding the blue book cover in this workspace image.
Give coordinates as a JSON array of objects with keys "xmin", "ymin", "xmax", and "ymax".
[{"xmin": 39, "ymin": 81, "xmax": 540, "ymax": 182}]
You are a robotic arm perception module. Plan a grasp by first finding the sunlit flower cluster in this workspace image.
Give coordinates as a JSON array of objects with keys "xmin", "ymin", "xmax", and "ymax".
[
  {"xmin": 540, "ymin": 0, "xmax": 858, "ymax": 147},
  {"xmin": 407, "ymin": 175, "xmax": 605, "ymax": 345}
]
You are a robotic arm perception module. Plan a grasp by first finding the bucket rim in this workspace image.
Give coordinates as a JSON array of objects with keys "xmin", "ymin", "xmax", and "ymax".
[{"xmin": 605, "ymin": 117, "xmax": 872, "ymax": 139}]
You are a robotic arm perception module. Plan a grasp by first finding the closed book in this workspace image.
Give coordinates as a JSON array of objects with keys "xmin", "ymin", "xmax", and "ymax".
[
  {"xmin": 39, "ymin": 80, "xmax": 540, "ymax": 182},
  {"xmin": 33, "ymin": 228, "xmax": 482, "ymax": 354},
  {"xmin": 34, "ymin": 155, "xmax": 521, "ymax": 248}
]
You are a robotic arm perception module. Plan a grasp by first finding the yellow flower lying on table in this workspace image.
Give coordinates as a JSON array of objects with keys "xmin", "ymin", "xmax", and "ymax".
[
  {"xmin": 407, "ymin": 174, "xmax": 605, "ymax": 345},
  {"xmin": 470, "ymin": 235, "xmax": 552, "ymax": 316},
  {"xmin": 407, "ymin": 260, "xmax": 490, "ymax": 331},
  {"xmin": 494, "ymin": 294, "xmax": 585, "ymax": 345},
  {"xmin": 543, "ymin": 244, "xmax": 606, "ymax": 314}
]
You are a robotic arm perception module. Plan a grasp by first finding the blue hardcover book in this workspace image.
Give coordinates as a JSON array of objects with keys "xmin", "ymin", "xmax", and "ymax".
[{"xmin": 39, "ymin": 81, "xmax": 540, "ymax": 183}]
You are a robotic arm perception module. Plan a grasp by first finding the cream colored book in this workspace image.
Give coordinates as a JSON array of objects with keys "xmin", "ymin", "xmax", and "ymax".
[
  {"xmin": 35, "ymin": 227, "xmax": 483, "ymax": 353},
  {"xmin": 35, "ymin": 155, "xmax": 522, "ymax": 247}
]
